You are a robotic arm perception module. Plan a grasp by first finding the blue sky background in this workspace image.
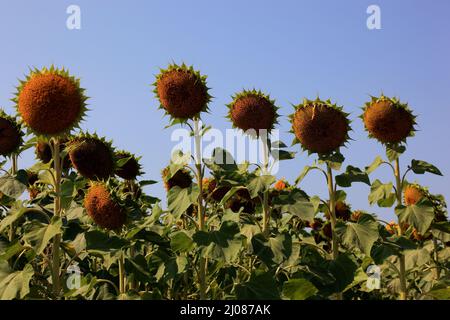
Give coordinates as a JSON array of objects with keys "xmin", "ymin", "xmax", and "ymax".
[{"xmin": 1, "ymin": 0, "xmax": 449, "ymax": 221}]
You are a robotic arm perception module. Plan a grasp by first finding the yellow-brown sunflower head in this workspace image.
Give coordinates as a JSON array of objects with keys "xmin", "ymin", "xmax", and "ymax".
[
  {"xmin": 15, "ymin": 67, "xmax": 88, "ymax": 137},
  {"xmin": 362, "ymin": 95, "xmax": 415, "ymax": 144},
  {"xmin": 154, "ymin": 63, "xmax": 211, "ymax": 120},
  {"xmin": 290, "ymin": 98, "xmax": 350, "ymax": 155},
  {"xmin": 227, "ymin": 90, "xmax": 278, "ymax": 136}
]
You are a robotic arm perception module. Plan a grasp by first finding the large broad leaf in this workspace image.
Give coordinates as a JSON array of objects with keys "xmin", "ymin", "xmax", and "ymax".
[
  {"xmin": 85, "ymin": 230, "xmax": 129, "ymax": 253},
  {"xmin": 278, "ymin": 190, "xmax": 314, "ymax": 222},
  {"xmin": 328, "ymin": 254, "xmax": 358, "ymax": 293},
  {"xmin": 365, "ymin": 156, "xmax": 384, "ymax": 174},
  {"xmin": 395, "ymin": 200, "xmax": 435, "ymax": 235},
  {"xmin": 0, "ymin": 264, "xmax": 34, "ymax": 299},
  {"xmin": 371, "ymin": 242, "xmax": 399, "ymax": 265},
  {"xmin": 247, "ymin": 175, "xmax": 275, "ymax": 198},
  {"xmin": 167, "ymin": 186, "xmax": 199, "ymax": 219},
  {"xmin": 0, "ymin": 175, "xmax": 26, "ymax": 199},
  {"xmin": 0, "ymin": 240, "xmax": 25, "ymax": 262},
  {"xmin": 404, "ymin": 248, "xmax": 431, "ymax": 270},
  {"xmin": 193, "ymin": 221, "xmax": 243, "ymax": 263},
  {"xmin": 170, "ymin": 231, "xmax": 194, "ymax": 253},
  {"xmin": 23, "ymin": 216, "xmax": 62, "ymax": 255},
  {"xmin": 271, "ymin": 149, "xmax": 296, "ymax": 161},
  {"xmin": 0, "ymin": 201, "xmax": 26, "ymax": 233},
  {"xmin": 126, "ymin": 204, "xmax": 162, "ymax": 239},
  {"xmin": 337, "ymin": 214, "xmax": 379, "ymax": 255},
  {"xmin": 410, "ymin": 160, "xmax": 442, "ymax": 176},
  {"xmin": 251, "ymin": 232, "xmax": 292, "ymax": 266},
  {"xmin": 386, "ymin": 144, "xmax": 405, "ymax": 162},
  {"xmin": 368, "ymin": 180, "xmax": 396, "ymax": 207},
  {"xmin": 335, "ymin": 165, "xmax": 370, "ymax": 188},
  {"xmin": 282, "ymin": 278, "xmax": 318, "ymax": 300},
  {"xmin": 424, "ymin": 287, "xmax": 450, "ymax": 300},
  {"xmin": 235, "ymin": 269, "xmax": 280, "ymax": 299}
]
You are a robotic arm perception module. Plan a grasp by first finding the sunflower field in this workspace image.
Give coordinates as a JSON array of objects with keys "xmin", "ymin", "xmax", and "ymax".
[{"xmin": 0, "ymin": 63, "xmax": 448, "ymax": 301}]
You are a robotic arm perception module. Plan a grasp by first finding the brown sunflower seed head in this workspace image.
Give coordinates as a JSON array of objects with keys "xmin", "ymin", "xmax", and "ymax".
[
  {"xmin": 361, "ymin": 95, "xmax": 416, "ymax": 145},
  {"xmin": 290, "ymin": 97, "xmax": 350, "ymax": 155},
  {"xmin": 14, "ymin": 66, "xmax": 88, "ymax": 137},
  {"xmin": 161, "ymin": 166, "xmax": 193, "ymax": 191},
  {"xmin": 0, "ymin": 110, "xmax": 23, "ymax": 157},
  {"xmin": 154, "ymin": 63, "xmax": 211, "ymax": 121}
]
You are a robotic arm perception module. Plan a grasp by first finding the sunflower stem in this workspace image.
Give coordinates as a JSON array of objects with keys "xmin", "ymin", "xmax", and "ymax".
[
  {"xmin": 51, "ymin": 139, "xmax": 62, "ymax": 298},
  {"xmin": 118, "ymin": 251, "xmax": 126, "ymax": 298},
  {"xmin": 261, "ymin": 133, "xmax": 270, "ymax": 237},
  {"xmin": 193, "ymin": 117, "xmax": 207, "ymax": 300},
  {"xmin": 394, "ymin": 156, "xmax": 408, "ymax": 300},
  {"xmin": 8, "ymin": 154, "xmax": 18, "ymax": 242},
  {"xmin": 326, "ymin": 163, "xmax": 342, "ymax": 300}
]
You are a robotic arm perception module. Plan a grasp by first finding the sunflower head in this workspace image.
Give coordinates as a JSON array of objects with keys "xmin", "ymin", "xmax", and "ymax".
[
  {"xmin": 0, "ymin": 109, "xmax": 23, "ymax": 157},
  {"xmin": 290, "ymin": 97, "xmax": 351, "ymax": 155},
  {"xmin": 227, "ymin": 89, "xmax": 279, "ymax": 137},
  {"xmin": 84, "ymin": 181, "xmax": 127, "ymax": 231},
  {"xmin": 115, "ymin": 151, "xmax": 143, "ymax": 181},
  {"xmin": 403, "ymin": 184, "xmax": 424, "ymax": 206},
  {"xmin": 153, "ymin": 63, "xmax": 211, "ymax": 122},
  {"xmin": 67, "ymin": 132, "xmax": 116, "ymax": 180},
  {"xmin": 161, "ymin": 166, "xmax": 193, "ymax": 191},
  {"xmin": 13, "ymin": 66, "xmax": 88, "ymax": 138},
  {"xmin": 361, "ymin": 95, "xmax": 416, "ymax": 145}
]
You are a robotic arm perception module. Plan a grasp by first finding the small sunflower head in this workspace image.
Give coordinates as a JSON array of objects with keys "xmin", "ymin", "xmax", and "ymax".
[
  {"xmin": 84, "ymin": 182, "xmax": 126, "ymax": 231},
  {"xmin": 403, "ymin": 184, "xmax": 424, "ymax": 206},
  {"xmin": 274, "ymin": 178, "xmax": 288, "ymax": 191},
  {"xmin": 350, "ymin": 210, "xmax": 365, "ymax": 222},
  {"xmin": 227, "ymin": 89, "xmax": 279, "ymax": 137},
  {"xmin": 115, "ymin": 151, "xmax": 143, "ymax": 181},
  {"xmin": 161, "ymin": 166, "xmax": 193, "ymax": 191},
  {"xmin": 0, "ymin": 109, "xmax": 23, "ymax": 157},
  {"xmin": 361, "ymin": 95, "xmax": 416, "ymax": 145},
  {"xmin": 67, "ymin": 132, "xmax": 116, "ymax": 180},
  {"xmin": 335, "ymin": 201, "xmax": 352, "ymax": 221},
  {"xmin": 290, "ymin": 98, "xmax": 351, "ymax": 155},
  {"xmin": 14, "ymin": 66, "xmax": 88, "ymax": 137},
  {"xmin": 153, "ymin": 63, "xmax": 211, "ymax": 121}
]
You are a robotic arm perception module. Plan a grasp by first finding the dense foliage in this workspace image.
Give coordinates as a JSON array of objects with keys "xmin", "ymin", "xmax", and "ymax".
[{"xmin": 0, "ymin": 65, "xmax": 448, "ymax": 300}]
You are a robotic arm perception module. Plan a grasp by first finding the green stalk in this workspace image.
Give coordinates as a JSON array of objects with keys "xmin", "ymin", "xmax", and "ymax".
[
  {"xmin": 8, "ymin": 154, "xmax": 18, "ymax": 242},
  {"xmin": 326, "ymin": 163, "xmax": 342, "ymax": 300},
  {"xmin": 51, "ymin": 139, "xmax": 62, "ymax": 298},
  {"xmin": 193, "ymin": 118, "xmax": 206, "ymax": 299},
  {"xmin": 261, "ymin": 135, "xmax": 270, "ymax": 237},
  {"xmin": 118, "ymin": 252, "xmax": 125, "ymax": 297},
  {"xmin": 394, "ymin": 157, "xmax": 408, "ymax": 300}
]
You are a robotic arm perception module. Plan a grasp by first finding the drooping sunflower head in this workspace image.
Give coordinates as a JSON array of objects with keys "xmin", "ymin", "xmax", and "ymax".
[
  {"xmin": 0, "ymin": 109, "xmax": 23, "ymax": 157},
  {"xmin": 335, "ymin": 201, "xmax": 352, "ymax": 221},
  {"xmin": 153, "ymin": 63, "xmax": 211, "ymax": 121},
  {"xmin": 227, "ymin": 89, "xmax": 279, "ymax": 137},
  {"xmin": 290, "ymin": 98, "xmax": 351, "ymax": 155},
  {"xmin": 67, "ymin": 132, "xmax": 116, "ymax": 180},
  {"xmin": 14, "ymin": 66, "xmax": 88, "ymax": 137},
  {"xmin": 84, "ymin": 181, "xmax": 126, "ymax": 231},
  {"xmin": 361, "ymin": 95, "xmax": 416, "ymax": 145},
  {"xmin": 161, "ymin": 166, "xmax": 193, "ymax": 191},
  {"xmin": 115, "ymin": 151, "xmax": 143, "ymax": 181}
]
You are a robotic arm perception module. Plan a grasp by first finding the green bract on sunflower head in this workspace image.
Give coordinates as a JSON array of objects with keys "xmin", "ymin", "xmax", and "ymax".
[
  {"xmin": 289, "ymin": 97, "xmax": 351, "ymax": 155},
  {"xmin": 84, "ymin": 180, "xmax": 127, "ymax": 231},
  {"xmin": 66, "ymin": 132, "xmax": 116, "ymax": 181},
  {"xmin": 115, "ymin": 150, "xmax": 143, "ymax": 180},
  {"xmin": 226, "ymin": 89, "xmax": 279, "ymax": 138},
  {"xmin": 361, "ymin": 94, "xmax": 416, "ymax": 145},
  {"xmin": 0, "ymin": 109, "xmax": 24, "ymax": 157},
  {"xmin": 13, "ymin": 65, "xmax": 89, "ymax": 138},
  {"xmin": 153, "ymin": 63, "xmax": 212, "ymax": 123}
]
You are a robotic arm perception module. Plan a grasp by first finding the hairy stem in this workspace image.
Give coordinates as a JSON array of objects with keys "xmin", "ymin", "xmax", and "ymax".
[
  {"xmin": 118, "ymin": 252, "xmax": 125, "ymax": 297},
  {"xmin": 326, "ymin": 163, "xmax": 342, "ymax": 300},
  {"xmin": 8, "ymin": 154, "xmax": 18, "ymax": 242},
  {"xmin": 261, "ymin": 135, "xmax": 270, "ymax": 237},
  {"xmin": 394, "ymin": 157, "xmax": 408, "ymax": 300},
  {"xmin": 193, "ymin": 118, "xmax": 207, "ymax": 299},
  {"xmin": 51, "ymin": 139, "xmax": 62, "ymax": 298}
]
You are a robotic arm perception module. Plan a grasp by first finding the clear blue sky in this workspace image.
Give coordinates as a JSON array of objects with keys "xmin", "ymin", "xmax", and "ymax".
[{"xmin": 1, "ymin": 0, "xmax": 449, "ymax": 221}]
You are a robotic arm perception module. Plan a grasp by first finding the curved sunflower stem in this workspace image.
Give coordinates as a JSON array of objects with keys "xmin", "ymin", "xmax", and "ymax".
[
  {"xmin": 193, "ymin": 118, "xmax": 207, "ymax": 299},
  {"xmin": 261, "ymin": 134, "xmax": 270, "ymax": 237},
  {"xmin": 8, "ymin": 154, "xmax": 18, "ymax": 242},
  {"xmin": 118, "ymin": 251, "xmax": 126, "ymax": 298},
  {"xmin": 51, "ymin": 139, "xmax": 63, "ymax": 298},
  {"xmin": 394, "ymin": 157, "xmax": 408, "ymax": 300},
  {"xmin": 326, "ymin": 163, "xmax": 342, "ymax": 300}
]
